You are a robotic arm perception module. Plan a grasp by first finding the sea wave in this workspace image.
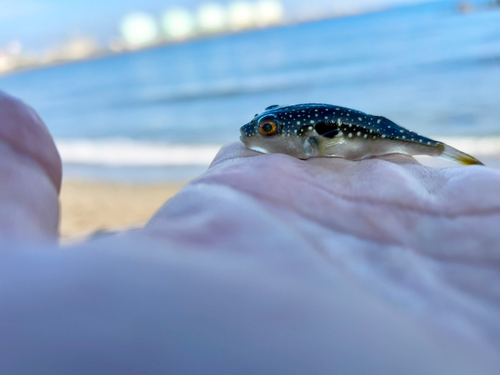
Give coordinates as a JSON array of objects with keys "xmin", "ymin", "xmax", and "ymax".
[
  {"xmin": 55, "ymin": 136, "xmax": 500, "ymax": 167},
  {"xmin": 55, "ymin": 139, "xmax": 222, "ymax": 166},
  {"xmin": 440, "ymin": 136, "xmax": 500, "ymax": 157}
]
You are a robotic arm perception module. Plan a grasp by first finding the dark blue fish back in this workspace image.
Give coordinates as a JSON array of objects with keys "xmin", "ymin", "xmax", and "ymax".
[{"xmin": 264, "ymin": 104, "xmax": 439, "ymax": 146}]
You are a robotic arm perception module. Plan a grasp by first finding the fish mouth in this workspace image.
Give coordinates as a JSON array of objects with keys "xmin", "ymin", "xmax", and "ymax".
[{"xmin": 239, "ymin": 125, "xmax": 249, "ymax": 144}]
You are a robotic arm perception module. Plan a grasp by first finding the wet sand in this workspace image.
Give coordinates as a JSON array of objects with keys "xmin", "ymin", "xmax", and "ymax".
[{"xmin": 59, "ymin": 181, "xmax": 185, "ymax": 238}]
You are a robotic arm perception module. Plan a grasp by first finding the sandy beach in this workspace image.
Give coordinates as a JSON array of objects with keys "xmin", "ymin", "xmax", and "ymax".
[{"xmin": 60, "ymin": 180, "xmax": 185, "ymax": 238}]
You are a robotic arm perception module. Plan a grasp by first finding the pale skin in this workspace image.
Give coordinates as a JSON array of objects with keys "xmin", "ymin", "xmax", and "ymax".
[{"xmin": 1, "ymin": 91, "xmax": 500, "ymax": 374}]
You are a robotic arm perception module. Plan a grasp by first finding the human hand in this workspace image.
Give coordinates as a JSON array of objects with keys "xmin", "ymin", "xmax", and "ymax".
[
  {"xmin": 144, "ymin": 142, "xmax": 500, "ymax": 373},
  {"xmin": 1, "ymin": 92, "xmax": 500, "ymax": 374}
]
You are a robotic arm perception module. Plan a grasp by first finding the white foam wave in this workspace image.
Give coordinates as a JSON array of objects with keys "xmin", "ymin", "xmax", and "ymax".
[
  {"xmin": 55, "ymin": 139, "xmax": 222, "ymax": 166},
  {"xmin": 438, "ymin": 136, "xmax": 500, "ymax": 156},
  {"xmin": 55, "ymin": 136, "xmax": 500, "ymax": 167}
]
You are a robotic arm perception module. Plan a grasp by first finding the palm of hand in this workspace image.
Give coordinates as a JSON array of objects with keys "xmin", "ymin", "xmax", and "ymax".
[
  {"xmin": 2, "ymin": 91, "xmax": 500, "ymax": 374},
  {"xmin": 144, "ymin": 142, "xmax": 500, "ymax": 371}
]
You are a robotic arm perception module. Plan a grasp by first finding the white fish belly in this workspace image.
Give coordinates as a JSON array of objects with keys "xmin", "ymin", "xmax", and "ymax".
[{"xmin": 320, "ymin": 138, "xmax": 441, "ymax": 160}]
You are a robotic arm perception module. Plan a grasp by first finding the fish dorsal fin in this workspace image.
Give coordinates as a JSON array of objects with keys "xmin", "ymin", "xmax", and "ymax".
[{"xmin": 265, "ymin": 104, "xmax": 280, "ymax": 110}]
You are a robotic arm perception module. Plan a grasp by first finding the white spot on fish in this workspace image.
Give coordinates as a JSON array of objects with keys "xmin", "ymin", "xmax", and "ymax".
[
  {"xmin": 357, "ymin": 131, "xmax": 361, "ymax": 136},
  {"xmin": 364, "ymin": 134, "xmax": 368, "ymax": 138},
  {"xmin": 348, "ymin": 133, "xmax": 353, "ymax": 138},
  {"xmin": 358, "ymin": 117, "xmax": 362, "ymax": 121},
  {"xmin": 297, "ymin": 121, "xmax": 301, "ymax": 125},
  {"xmin": 377, "ymin": 119, "xmax": 381, "ymax": 124},
  {"xmin": 308, "ymin": 126, "xmax": 313, "ymax": 131},
  {"xmin": 382, "ymin": 135, "xmax": 386, "ymax": 138},
  {"xmin": 310, "ymin": 120, "xmax": 315, "ymax": 124},
  {"xmin": 400, "ymin": 130, "xmax": 404, "ymax": 133}
]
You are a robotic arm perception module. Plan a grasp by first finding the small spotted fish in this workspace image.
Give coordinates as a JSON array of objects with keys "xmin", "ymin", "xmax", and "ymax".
[{"xmin": 239, "ymin": 103, "xmax": 483, "ymax": 165}]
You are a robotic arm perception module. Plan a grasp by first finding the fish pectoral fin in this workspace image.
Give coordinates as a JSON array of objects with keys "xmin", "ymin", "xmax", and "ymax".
[
  {"xmin": 438, "ymin": 144, "xmax": 484, "ymax": 166},
  {"xmin": 317, "ymin": 137, "xmax": 343, "ymax": 157}
]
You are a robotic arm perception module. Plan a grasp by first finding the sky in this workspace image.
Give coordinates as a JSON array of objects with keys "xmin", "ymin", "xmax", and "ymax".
[{"xmin": 0, "ymin": 0, "xmax": 434, "ymax": 52}]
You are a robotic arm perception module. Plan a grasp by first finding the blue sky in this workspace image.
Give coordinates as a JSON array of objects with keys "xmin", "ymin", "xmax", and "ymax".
[{"xmin": 0, "ymin": 0, "xmax": 432, "ymax": 52}]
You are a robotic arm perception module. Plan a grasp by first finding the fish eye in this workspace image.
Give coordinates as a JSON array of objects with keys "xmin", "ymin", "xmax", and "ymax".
[{"xmin": 259, "ymin": 120, "xmax": 277, "ymax": 136}]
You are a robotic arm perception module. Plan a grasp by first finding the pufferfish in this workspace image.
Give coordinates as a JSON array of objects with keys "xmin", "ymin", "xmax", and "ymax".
[{"xmin": 239, "ymin": 103, "xmax": 483, "ymax": 165}]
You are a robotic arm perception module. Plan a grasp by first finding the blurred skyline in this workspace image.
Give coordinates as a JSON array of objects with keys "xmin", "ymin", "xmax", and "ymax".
[{"xmin": 0, "ymin": 0, "xmax": 433, "ymax": 52}]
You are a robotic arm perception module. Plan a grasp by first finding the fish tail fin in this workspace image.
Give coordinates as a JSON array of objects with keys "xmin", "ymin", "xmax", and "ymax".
[{"xmin": 437, "ymin": 143, "xmax": 484, "ymax": 166}]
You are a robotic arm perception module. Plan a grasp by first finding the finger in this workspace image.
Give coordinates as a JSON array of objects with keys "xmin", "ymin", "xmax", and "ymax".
[
  {"xmin": 0, "ymin": 92, "xmax": 61, "ymax": 240},
  {"xmin": 0, "ymin": 92, "xmax": 61, "ymax": 191}
]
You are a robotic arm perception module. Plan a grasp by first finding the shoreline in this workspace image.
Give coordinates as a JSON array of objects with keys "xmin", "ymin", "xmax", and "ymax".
[
  {"xmin": 0, "ymin": 22, "xmax": 318, "ymax": 78},
  {"xmin": 0, "ymin": 5, "xmax": 406, "ymax": 79}
]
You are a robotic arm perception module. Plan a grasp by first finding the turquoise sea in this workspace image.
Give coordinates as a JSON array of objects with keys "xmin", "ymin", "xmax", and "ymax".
[{"xmin": 1, "ymin": 0, "xmax": 500, "ymax": 180}]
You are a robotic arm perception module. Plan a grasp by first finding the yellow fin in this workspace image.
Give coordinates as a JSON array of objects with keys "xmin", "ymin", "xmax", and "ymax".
[{"xmin": 438, "ymin": 144, "xmax": 484, "ymax": 166}]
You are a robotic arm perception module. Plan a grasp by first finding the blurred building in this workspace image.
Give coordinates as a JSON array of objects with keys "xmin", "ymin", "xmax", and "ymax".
[
  {"xmin": 0, "ymin": 40, "xmax": 26, "ymax": 74},
  {"xmin": 43, "ymin": 36, "xmax": 99, "ymax": 64},
  {"xmin": 2, "ymin": 0, "xmax": 288, "ymax": 75},
  {"xmin": 162, "ymin": 8, "xmax": 196, "ymax": 41},
  {"xmin": 108, "ymin": 37, "xmax": 128, "ymax": 53},
  {"xmin": 197, "ymin": 3, "xmax": 228, "ymax": 34},
  {"xmin": 255, "ymin": 0, "xmax": 284, "ymax": 27},
  {"xmin": 0, "ymin": 53, "xmax": 15, "ymax": 74},
  {"xmin": 120, "ymin": 12, "xmax": 160, "ymax": 48},
  {"xmin": 228, "ymin": 2, "xmax": 256, "ymax": 31},
  {"xmin": 116, "ymin": 1, "xmax": 285, "ymax": 50}
]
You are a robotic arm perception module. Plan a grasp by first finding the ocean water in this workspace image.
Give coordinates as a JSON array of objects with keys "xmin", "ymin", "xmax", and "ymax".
[{"xmin": 1, "ymin": 0, "xmax": 500, "ymax": 181}]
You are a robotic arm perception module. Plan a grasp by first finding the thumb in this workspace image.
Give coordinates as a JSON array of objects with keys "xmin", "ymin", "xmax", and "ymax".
[{"xmin": 0, "ymin": 92, "xmax": 61, "ymax": 241}]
